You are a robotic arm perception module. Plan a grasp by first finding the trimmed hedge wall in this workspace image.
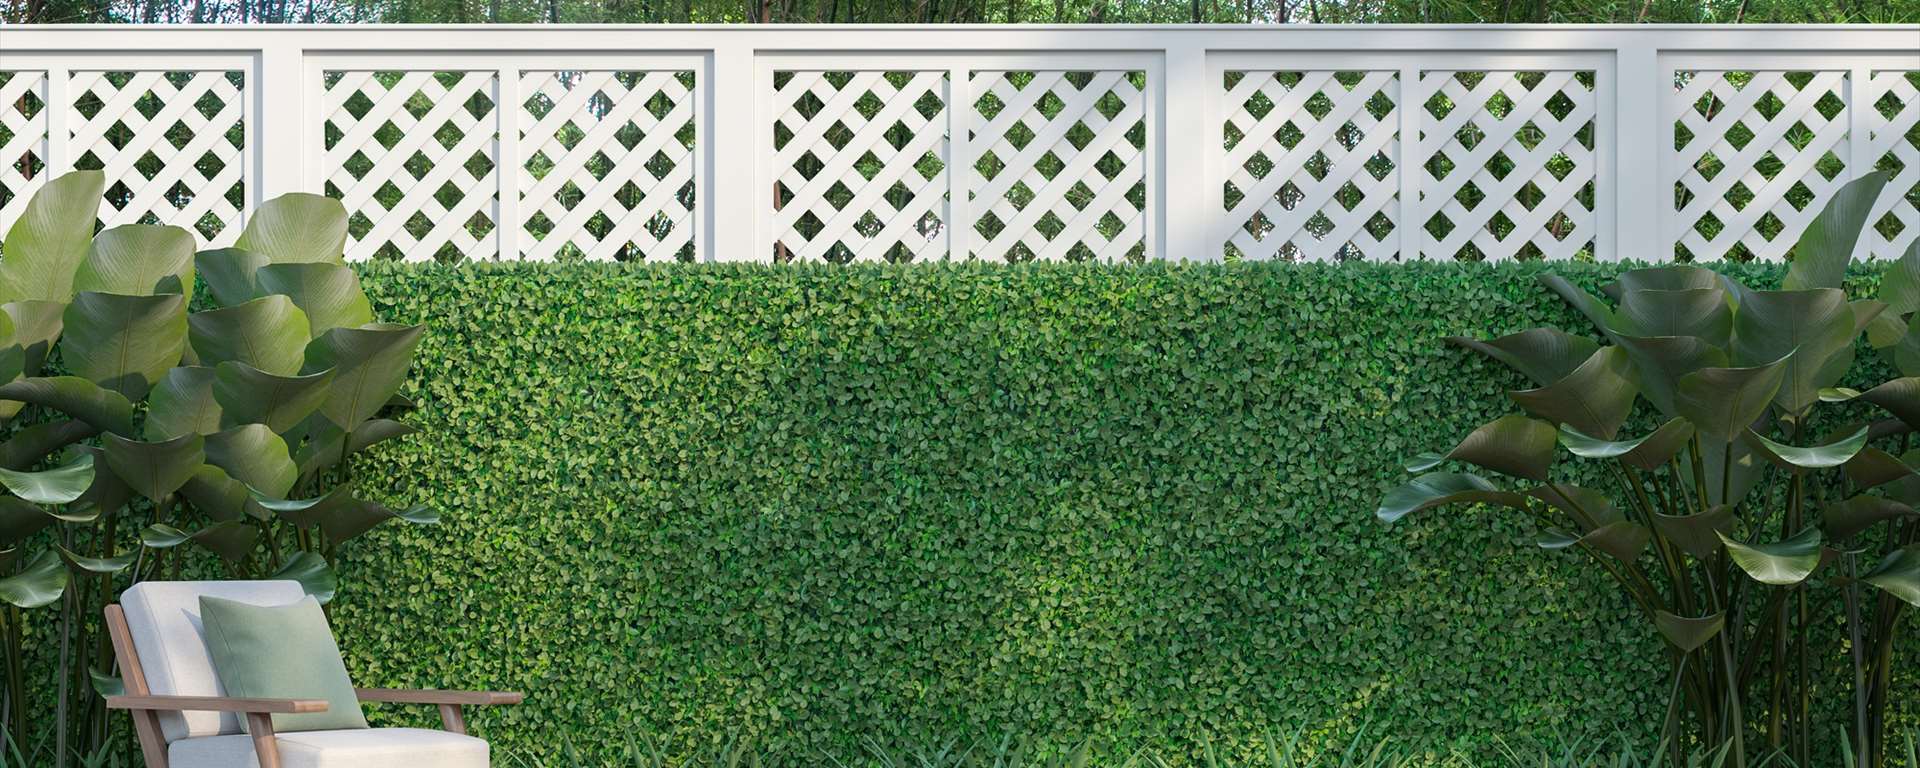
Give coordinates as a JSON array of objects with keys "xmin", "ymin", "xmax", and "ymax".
[{"xmin": 309, "ymin": 260, "xmax": 1902, "ymax": 763}]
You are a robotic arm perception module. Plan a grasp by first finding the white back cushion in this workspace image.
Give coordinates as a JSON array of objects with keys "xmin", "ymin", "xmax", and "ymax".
[{"xmin": 121, "ymin": 580, "xmax": 307, "ymax": 742}]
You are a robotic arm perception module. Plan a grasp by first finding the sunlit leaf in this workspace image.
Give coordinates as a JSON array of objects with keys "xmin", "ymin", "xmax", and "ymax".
[{"xmin": 1720, "ymin": 528, "xmax": 1823, "ymax": 586}]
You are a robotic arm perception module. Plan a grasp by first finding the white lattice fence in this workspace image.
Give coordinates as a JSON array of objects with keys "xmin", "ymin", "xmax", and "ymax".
[
  {"xmin": 969, "ymin": 70, "xmax": 1147, "ymax": 262},
  {"xmin": 772, "ymin": 70, "xmax": 949, "ymax": 263},
  {"xmin": 1, "ymin": 27, "xmax": 1916, "ymax": 263},
  {"xmin": 0, "ymin": 71, "xmax": 49, "ymax": 234},
  {"xmin": 70, "ymin": 70, "xmax": 246, "ymax": 244},
  {"xmin": 1669, "ymin": 70, "xmax": 1852, "ymax": 262},
  {"xmin": 520, "ymin": 69, "xmax": 696, "ymax": 262},
  {"xmin": 1415, "ymin": 70, "xmax": 1597, "ymax": 262},
  {"xmin": 323, "ymin": 70, "xmax": 499, "ymax": 262},
  {"xmin": 1865, "ymin": 70, "xmax": 1920, "ymax": 260},
  {"xmin": 1221, "ymin": 69, "xmax": 1399, "ymax": 261}
]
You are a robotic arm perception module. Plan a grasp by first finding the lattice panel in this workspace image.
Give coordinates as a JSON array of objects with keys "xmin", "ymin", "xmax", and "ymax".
[
  {"xmin": 1670, "ymin": 70, "xmax": 1850, "ymax": 261},
  {"xmin": 772, "ymin": 71, "xmax": 949, "ymax": 263},
  {"xmin": 1865, "ymin": 71, "xmax": 1920, "ymax": 260},
  {"xmin": 969, "ymin": 70, "xmax": 1146, "ymax": 262},
  {"xmin": 520, "ymin": 70, "xmax": 695, "ymax": 262},
  {"xmin": 1222, "ymin": 70, "xmax": 1398, "ymax": 262},
  {"xmin": 0, "ymin": 71, "xmax": 49, "ymax": 238},
  {"xmin": 69, "ymin": 70, "xmax": 245, "ymax": 245},
  {"xmin": 1416, "ymin": 70, "xmax": 1595, "ymax": 261},
  {"xmin": 324, "ymin": 70, "xmax": 499, "ymax": 262}
]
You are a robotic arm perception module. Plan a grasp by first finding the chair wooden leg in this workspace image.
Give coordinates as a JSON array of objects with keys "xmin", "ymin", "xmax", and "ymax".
[
  {"xmin": 436, "ymin": 703, "xmax": 467, "ymax": 734},
  {"xmin": 246, "ymin": 712, "xmax": 282, "ymax": 768},
  {"xmin": 104, "ymin": 606, "xmax": 169, "ymax": 768}
]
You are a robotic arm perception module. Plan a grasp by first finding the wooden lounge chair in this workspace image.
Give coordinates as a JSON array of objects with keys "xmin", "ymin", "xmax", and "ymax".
[{"xmin": 101, "ymin": 580, "xmax": 522, "ymax": 768}]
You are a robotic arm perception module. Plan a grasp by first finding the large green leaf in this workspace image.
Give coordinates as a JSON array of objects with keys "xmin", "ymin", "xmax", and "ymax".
[
  {"xmin": 0, "ymin": 377, "xmax": 134, "ymax": 436},
  {"xmin": 178, "ymin": 464, "xmax": 250, "ymax": 523},
  {"xmin": 55, "ymin": 545, "xmax": 136, "ymax": 574},
  {"xmin": 295, "ymin": 418, "xmax": 415, "ymax": 476},
  {"xmin": 1822, "ymin": 495, "xmax": 1918, "ymax": 541},
  {"xmin": 1845, "ymin": 447, "xmax": 1920, "ymax": 490},
  {"xmin": 1537, "ymin": 274, "xmax": 1617, "ymax": 339},
  {"xmin": 0, "ymin": 170, "xmax": 104, "ymax": 304},
  {"xmin": 1861, "ymin": 545, "xmax": 1920, "ymax": 607},
  {"xmin": 0, "ymin": 497, "xmax": 52, "ymax": 546},
  {"xmin": 1654, "ymin": 611, "xmax": 1725, "ymax": 653},
  {"xmin": 1877, "ymin": 238, "xmax": 1920, "ymax": 316},
  {"xmin": 72, "ymin": 224, "xmax": 196, "ymax": 302},
  {"xmin": 1613, "ymin": 288, "xmax": 1731, "ymax": 346},
  {"xmin": 203, "ymin": 424, "xmax": 296, "ymax": 499},
  {"xmin": 234, "ymin": 193, "xmax": 349, "ymax": 265},
  {"xmin": 1507, "ymin": 346, "xmax": 1638, "ymax": 440},
  {"xmin": 187, "ymin": 295, "xmax": 311, "ymax": 377},
  {"xmin": 1675, "ymin": 354, "xmax": 1791, "ymax": 442},
  {"xmin": 256, "ymin": 263, "xmax": 374, "ymax": 338},
  {"xmin": 305, "ymin": 323, "xmax": 425, "ymax": 430},
  {"xmin": 1744, "ymin": 425, "xmax": 1869, "ymax": 472},
  {"xmin": 194, "ymin": 247, "xmax": 268, "ymax": 307},
  {"xmin": 61, "ymin": 291, "xmax": 187, "ymax": 400},
  {"xmin": 1446, "ymin": 328, "xmax": 1599, "ymax": 387},
  {"xmin": 1782, "ymin": 171, "xmax": 1889, "ymax": 291},
  {"xmin": 102, "ymin": 433, "xmax": 205, "ymax": 503},
  {"xmin": 143, "ymin": 520, "xmax": 258, "ymax": 562},
  {"xmin": 1376, "ymin": 472, "xmax": 1530, "ymax": 523},
  {"xmin": 0, "ymin": 550, "xmax": 67, "ymax": 608},
  {"xmin": 69, "ymin": 445, "xmax": 128, "ymax": 521},
  {"xmin": 1653, "ymin": 505, "xmax": 1736, "ymax": 559},
  {"xmin": 1538, "ymin": 520, "xmax": 1650, "ymax": 563},
  {"xmin": 270, "ymin": 551, "xmax": 337, "ymax": 604},
  {"xmin": 1828, "ymin": 378, "xmax": 1920, "ymax": 431},
  {"xmin": 1558, "ymin": 419, "xmax": 1694, "ymax": 471},
  {"xmin": 318, "ymin": 499, "xmax": 437, "ymax": 546},
  {"xmin": 1614, "ymin": 335, "xmax": 1728, "ymax": 420},
  {"xmin": 0, "ymin": 454, "xmax": 94, "ymax": 505},
  {"xmin": 146, "ymin": 367, "xmax": 222, "ymax": 440},
  {"xmin": 4, "ymin": 299, "xmax": 68, "ymax": 378},
  {"xmin": 1602, "ymin": 266, "xmax": 1725, "ymax": 300},
  {"xmin": 1404, "ymin": 414, "xmax": 1557, "ymax": 481},
  {"xmin": 1721, "ymin": 528, "xmax": 1823, "ymax": 586},
  {"xmin": 1729, "ymin": 289, "xmax": 1855, "ymax": 418},
  {"xmin": 0, "ymin": 419, "xmax": 98, "ymax": 471},
  {"xmin": 1528, "ymin": 484, "xmax": 1621, "ymax": 527},
  {"xmin": 252, "ymin": 483, "xmax": 357, "ymax": 527},
  {"xmin": 212, "ymin": 362, "xmax": 335, "ymax": 433}
]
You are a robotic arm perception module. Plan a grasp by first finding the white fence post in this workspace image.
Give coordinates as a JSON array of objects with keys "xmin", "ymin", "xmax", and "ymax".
[
  {"xmin": 707, "ymin": 42, "xmax": 755, "ymax": 262},
  {"xmin": 496, "ymin": 67, "xmax": 522, "ymax": 261},
  {"xmin": 256, "ymin": 38, "xmax": 304, "ymax": 203},
  {"xmin": 1613, "ymin": 43, "xmax": 1661, "ymax": 263},
  {"xmin": 1162, "ymin": 41, "xmax": 1210, "ymax": 262}
]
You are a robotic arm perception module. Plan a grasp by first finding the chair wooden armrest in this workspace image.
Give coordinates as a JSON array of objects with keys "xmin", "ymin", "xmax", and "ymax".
[
  {"xmin": 355, "ymin": 688, "xmax": 523, "ymax": 734},
  {"xmin": 105, "ymin": 694, "xmax": 330, "ymax": 713},
  {"xmin": 355, "ymin": 688, "xmax": 523, "ymax": 706}
]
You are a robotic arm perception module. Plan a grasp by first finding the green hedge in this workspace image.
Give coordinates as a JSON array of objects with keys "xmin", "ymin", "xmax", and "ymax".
[{"xmin": 292, "ymin": 260, "xmax": 1904, "ymax": 764}]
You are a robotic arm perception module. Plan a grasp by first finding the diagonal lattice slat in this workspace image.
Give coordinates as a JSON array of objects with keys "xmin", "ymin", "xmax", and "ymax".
[
  {"xmin": 69, "ymin": 70, "xmax": 245, "ymax": 245},
  {"xmin": 0, "ymin": 71, "xmax": 49, "ymax": 238},
  {"xmin": 772, "ymin": 70, "xmax": 949, "ymax": 263},
  {"xmin": 969, "ymin": 70, "xmax": 1146, "ymax": 262},
  {"xmin": 520, "ymin": 70, "xmax": 696, "ymax": 262},
  {"xmin": 324, "ymin": 70, "xmax": 498, "ymax": 262},
  {"xmin": 1864, "ymin": 71, "xmax": 1920, "ymax": 261},
  {"xmin": 1221, "ymin": 70, "xmax": 1397, "ymax": 262},
  {"xmin": 1669, "ymin": 70, "xmax": 1849, "ymax": 261},
  {"xmin": 1416, "ymin": 70, "xmax": 1596, "ymax": 261}
]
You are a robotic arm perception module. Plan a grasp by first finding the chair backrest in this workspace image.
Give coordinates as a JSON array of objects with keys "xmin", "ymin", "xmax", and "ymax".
[{"xmin": 119, "ymin": 580, "xmax": 307, "ymax": 742}]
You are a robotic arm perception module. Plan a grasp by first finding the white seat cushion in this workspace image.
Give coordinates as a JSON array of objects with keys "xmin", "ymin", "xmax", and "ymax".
[
  {"xmin": 121, "ymin": 580, "xmax": 308, "ymax": 741},
  {"xmin": 167, "ymin": 727, "xmax": 488, "ymax": 768}
]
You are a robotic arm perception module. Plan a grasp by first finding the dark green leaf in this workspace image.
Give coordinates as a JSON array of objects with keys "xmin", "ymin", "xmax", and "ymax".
[
  {"xmin": 1376, "ymin": 472, "xmax": 1530, "ymax": 524},
  {"xmin": 305, "ymin": 323, "xmax": 425, "ymax": 430},
  {"xmin": 270, "ymin": 551, "xmax": 337, "ymax": 604},
  {"xmin": 1653, "ymin": 505, "xmax": 1736, "ymax": 560},
  {"xmin": 73, "ymin": 223, "xmax": 196, "ymax": 303},
  {"xmin": 0, "ymin": 377, "xmax": 136, "ymax": 436},
  {"xmin": 1729, "ymin": 289, "xmax": 1854, "ymax": 418},
  {"xmin": 212, "ymin": 362, "xmax": 335, "ymax": 434},
  {"xmin": 234, "ymin": 192, "xmax": 349, "ymax": 265},
  {"xmin": 1721, "ymin": 528, "xmax": 1823, "ymax": 585},
  {"xmin": 0, "ymin": 453, "xmax": 93, "ymax": 505},
  {"xmin": 1822, "ymin": 496, "xmax": 1918, "ymax": 541},
  {"xmin": 256, "ymin": 263, "xmax": 375, "ymax": 338},
  {"xmin": 1862, "ymin": 545, "xmax": 1920, "ymax": 607},
  {"xmin": 102, "ymin": 433, "xmax": 205, "ymax": 503},
  {"xmin": 203, "ymin": 424, "xmax": 297, "ymax": 499},
  {"xmin": 1653, "ymin": 611, "xmax": 1724, "ymax": 653},
  {"xmin": 1446, "ymin": 328, "xmax": 1598, "ymax": 387},
  {"xmin": 187, "ymin": 295, "xmax": 311, "ymax": 377},
  {"xmin": 1782, "ymin": 171, "xmax": 1888, "ymax": 290},
  {"xmin": 1675, "ymin": 353, "xmax": 1791, "ymax": 442},
  {"xmin": 0, "ymin": 550, "xmax": 67, "ymax": 608},
  {"xmin": 1404, "ymin": 414, "xmax": 1556, "ymax": 481},
  {"xmin": 1558, "ymin": 419, "xmax": 1694, "ymax": 471},
  {"xmin": 1507, "ymin": 346, "xmax": 1637, "ymax": 440},
  {"xmin": 1744, "ymin": 425, "xmax": 1869, "ymax": 472},
  {"xmin": 194, "ymin": 247, "xmax": 268, "ymax": 306},
  {"xmin": 146, "ymin": 367, "xmax": 221, "ymax": 440},
  {"xmin": 0, "ymin": 170, "xmax": 104, "ymax": 303}
]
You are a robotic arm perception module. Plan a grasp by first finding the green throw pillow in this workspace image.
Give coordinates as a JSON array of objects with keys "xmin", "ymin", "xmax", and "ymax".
[{"xmin": 198, "ymin": 595, "xmax": 369, "ymax": 733}]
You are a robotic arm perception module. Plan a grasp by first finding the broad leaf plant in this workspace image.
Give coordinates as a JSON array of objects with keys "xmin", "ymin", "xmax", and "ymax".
[
  {"xmin": 0, "ymin": 171, "xmax": 433, "ymax": 762},
  {"xmin": 1380, "ymin": 172, "xmax": 1918, "ymax": 767}
]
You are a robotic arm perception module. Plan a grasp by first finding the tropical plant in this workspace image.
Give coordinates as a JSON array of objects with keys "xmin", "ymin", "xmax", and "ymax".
[
  {"xmin": 1377, "ymin": 171, "xmax": 1918, "ymax": 768},
  {"xmin": 0, "ymin": 169, "xmax": 435, "ymax": 765}
]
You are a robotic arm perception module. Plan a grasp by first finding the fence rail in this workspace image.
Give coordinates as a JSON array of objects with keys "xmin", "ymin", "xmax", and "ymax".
[{"xmin": 1, "ymin": 24, "xmax": 1916, "ymax": 263}]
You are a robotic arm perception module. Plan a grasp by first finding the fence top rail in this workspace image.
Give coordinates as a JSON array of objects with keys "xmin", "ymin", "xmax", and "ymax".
[{"xmin": 4, "ymin": 23, "xmax": 1917, "ymax": 53}]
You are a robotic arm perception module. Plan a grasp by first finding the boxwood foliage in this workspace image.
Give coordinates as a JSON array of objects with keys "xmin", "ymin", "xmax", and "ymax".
[{"xmin": 297, "ymin": 261, "xmax": 1908, "ymax": 763}]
